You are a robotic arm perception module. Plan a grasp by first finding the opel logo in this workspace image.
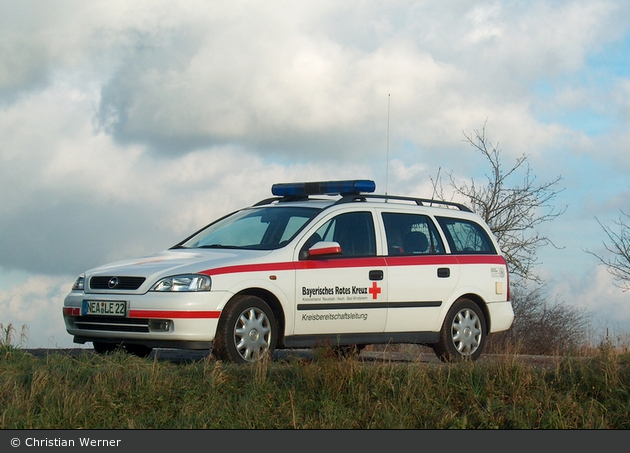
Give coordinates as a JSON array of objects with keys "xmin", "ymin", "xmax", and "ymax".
[{"xmin": 108, "ymin": 277, "xmax": 119, "ymax": 289}]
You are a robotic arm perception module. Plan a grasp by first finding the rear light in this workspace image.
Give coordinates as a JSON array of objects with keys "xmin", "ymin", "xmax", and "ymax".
[{"xmin": 503, "ymin": 257, "xmax": 511, "ymax": 301}]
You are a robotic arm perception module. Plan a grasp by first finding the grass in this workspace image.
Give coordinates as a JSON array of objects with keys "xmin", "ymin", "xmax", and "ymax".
[{"xmin": 1, "ymin": 339, "xmax": 629, "ymax": 429}]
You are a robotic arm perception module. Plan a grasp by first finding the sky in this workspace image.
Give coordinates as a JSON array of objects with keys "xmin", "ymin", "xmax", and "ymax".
[{"xmin": 1, "ymin": 0, "xmax": 630, "ymax": 349}]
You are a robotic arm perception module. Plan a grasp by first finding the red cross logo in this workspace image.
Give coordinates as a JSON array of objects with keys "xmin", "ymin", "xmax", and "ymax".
[{"xmin": 369, "ymin": 281, "xmax": 382, "ymax": 300}]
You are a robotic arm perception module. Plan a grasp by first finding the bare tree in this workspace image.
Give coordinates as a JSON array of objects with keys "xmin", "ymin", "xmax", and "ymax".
[
  {"xmin": 430, "ymin": 122, "xmax": 592, "ymax": 355},
  {"xmin": 587, "ymin": 212, "xmax": 630, "ymax": 292},
  {"xmin": 485, "ymin": 284, "xmax": 589, "ymax": 355},
  {"xmin": 438, "ymin": 122, "xmax": 566, "ymax": 282}
]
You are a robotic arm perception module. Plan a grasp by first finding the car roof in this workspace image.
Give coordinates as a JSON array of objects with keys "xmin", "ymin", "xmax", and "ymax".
[
  {"xmin": 250, "ymin": 179, "xmax": 480, "ymax": 221},
  {"xmin": 252, "ymin": 193, "xmax": 477, "ymax": 217}
]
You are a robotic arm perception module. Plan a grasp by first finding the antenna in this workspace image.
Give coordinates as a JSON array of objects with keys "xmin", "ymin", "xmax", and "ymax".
[
  {"xmin": 431, "ymin": 166, "xmax": 441, "ymax": 207},
  {"xmin": 385, "ymin": 93, "xmax": 390, "ymax": 197},
  {"xmin": 431, "ymin": 167, "xmax": 441, "ymax": 198}
]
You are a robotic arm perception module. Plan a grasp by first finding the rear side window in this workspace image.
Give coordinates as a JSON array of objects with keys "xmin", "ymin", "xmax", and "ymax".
[
  {"xmin": 381, "ymin": 212, "xmax": 445, "ymax": 255},
  {"xmin": 436, "ymin": 217, "xmax": 497, "ymax": 254}
]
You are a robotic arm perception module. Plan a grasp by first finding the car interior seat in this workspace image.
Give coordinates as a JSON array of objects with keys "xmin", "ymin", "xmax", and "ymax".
[{"xmin": 403, "ymin": 231, "xmax": 429, "ymax": 254}]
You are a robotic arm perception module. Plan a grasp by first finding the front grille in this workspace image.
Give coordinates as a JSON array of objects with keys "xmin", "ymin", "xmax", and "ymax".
[
  {"xmin": 90, "ymin": 276, "xmax": 146, "ymax": 290},
  {"xmin": 74, "ymin": 316, "xmax": 150, "ymax": 333}
]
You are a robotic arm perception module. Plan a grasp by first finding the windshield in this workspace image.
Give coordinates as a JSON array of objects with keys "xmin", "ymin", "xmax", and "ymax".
[{"xmin": 178, "ymin": 206, "xmax": 321, "ymax": 250}]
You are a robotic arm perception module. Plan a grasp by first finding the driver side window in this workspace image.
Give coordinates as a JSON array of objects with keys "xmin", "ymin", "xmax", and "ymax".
[{"xmin": 302, "ymin": 211, "xmax": 376, "ymax": 258}]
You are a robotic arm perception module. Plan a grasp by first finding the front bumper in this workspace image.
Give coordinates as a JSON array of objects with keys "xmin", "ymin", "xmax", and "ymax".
[{"xmin": 62, "ymin": 290, "xmax": 227, "ymax": 347}]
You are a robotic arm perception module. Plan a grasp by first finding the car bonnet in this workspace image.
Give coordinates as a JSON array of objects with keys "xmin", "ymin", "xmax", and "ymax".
[{"xmin": 82, "ymin": 248, "xmax": 275, "ymax": 281}]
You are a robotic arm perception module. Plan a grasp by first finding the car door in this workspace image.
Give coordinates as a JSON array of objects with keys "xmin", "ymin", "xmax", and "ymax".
[
  {"xmin": 380, "ymin": 211, "xmax": 460, "ymax": 332},
  {"xmin": 293, "ymin": 210, "xmax": 388, "ymax": 335}
]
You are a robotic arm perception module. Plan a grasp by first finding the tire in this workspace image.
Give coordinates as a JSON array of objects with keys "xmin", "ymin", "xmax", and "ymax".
[
  {"xmin": 213, "ymin": 295, "xmax": 278, "ymax": 364},
  {"xmin": 433, "ymin": 298, "xmax": 486, "ymax": 362}
]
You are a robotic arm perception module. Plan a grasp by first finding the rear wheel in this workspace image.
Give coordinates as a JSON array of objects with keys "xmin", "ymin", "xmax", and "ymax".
[
  {"xmin": 213, "ymin": 295, "xmax": 278, "ymax": 364},
  {"xmin": 433, "ymin": 298, "xmax": 486, "ymax": 362}
]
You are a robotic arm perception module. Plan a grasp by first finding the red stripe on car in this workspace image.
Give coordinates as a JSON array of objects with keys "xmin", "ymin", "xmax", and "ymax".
[
  {"xmin": 201, "ymin": 258, "xmax": 388, "ymax": 276},
  {"xmin": 128, "ymin": 310, "xmax": 221, "ymax": 319},
  {"xmin": 201, "ymin": 255, "xmax": 506, "ymax": 276},
  {"xmin": 456, "ymin": 255, "xmax": 507, "ymax": 265}
]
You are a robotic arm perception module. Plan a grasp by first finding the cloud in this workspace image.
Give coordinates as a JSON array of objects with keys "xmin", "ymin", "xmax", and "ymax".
[
  {"xmin": 0, "ymin": 272, "xmax": 72, "ymax": 348},
  {"xmin": 1, "ymin": 0, "xmax": 627, "ymax": 264},
  {"xmin": 546, "ymin": 265, "xmax": 630, "ymax": 337},
  {"xmin": 0, "ymin": 76, "xmax": 377, "ymax": 277},
  {"xmin": 3, "ymin": 1, "xmax": 628, "ymax": 164}
]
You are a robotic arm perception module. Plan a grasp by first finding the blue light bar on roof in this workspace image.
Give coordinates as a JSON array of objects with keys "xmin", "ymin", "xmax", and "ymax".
[{"xmin": 271, "ymin": 180, "xmax": 376, "ymax": 197}]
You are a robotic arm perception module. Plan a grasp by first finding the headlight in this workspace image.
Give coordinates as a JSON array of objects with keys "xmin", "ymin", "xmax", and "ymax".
[
  {"xmin": 150, "ymin": 274, "xmax": 212, "ymax": 292},
  {"xmin": 72, "ymin": 275, "xmax": 85, "ymax": 291}
]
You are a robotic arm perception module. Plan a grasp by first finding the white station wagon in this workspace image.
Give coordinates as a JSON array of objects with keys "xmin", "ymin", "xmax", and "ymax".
[{"xmin": 63, "ymin": 180, "xmax": 514, "ymax": 363}]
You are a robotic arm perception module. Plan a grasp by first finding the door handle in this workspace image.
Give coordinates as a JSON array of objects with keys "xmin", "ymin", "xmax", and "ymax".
[
  {"xmin": 437, "ymin": 268, "xmax": 450, "ymax": 278},
  {"xmin": 369, "ymin": 270, "xmax": 384, "ymax": 281}
]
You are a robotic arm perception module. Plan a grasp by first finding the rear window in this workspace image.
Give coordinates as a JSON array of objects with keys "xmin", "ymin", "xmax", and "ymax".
[{"xmin": 436, "ymin": 217, "xmax": 496, "ymax": 254}]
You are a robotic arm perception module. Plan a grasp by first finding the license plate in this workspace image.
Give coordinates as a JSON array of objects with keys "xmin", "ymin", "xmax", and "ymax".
[{"xmin": 82, "ymin": 300, "xmax": 127, "ymax": 316}]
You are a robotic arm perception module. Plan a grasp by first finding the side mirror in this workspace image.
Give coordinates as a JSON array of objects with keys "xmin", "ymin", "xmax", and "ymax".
[{"xmin": 308, "ymin": 241, "xmax": 342, "ymax": 258}]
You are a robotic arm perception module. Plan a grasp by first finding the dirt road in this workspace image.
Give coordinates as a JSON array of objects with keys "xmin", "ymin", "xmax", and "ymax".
[{"xmin": 24, "ymin": 348, "xmax": 565, "ymax": 369}]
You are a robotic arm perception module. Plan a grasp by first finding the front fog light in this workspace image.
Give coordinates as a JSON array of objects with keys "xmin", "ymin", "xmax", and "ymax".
[{"xmin": 149, "ymin": 320, "xmax": 172, "ymax": 332}]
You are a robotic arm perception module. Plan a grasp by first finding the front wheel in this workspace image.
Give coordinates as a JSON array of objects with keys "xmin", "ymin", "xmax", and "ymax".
[
  {"xmin": 213, "ymin": 295, "xmax": 278, "ymax": 364},
  {"xmin": 433, "ymin": 299, "xmax": 486, "ymax": 362}
]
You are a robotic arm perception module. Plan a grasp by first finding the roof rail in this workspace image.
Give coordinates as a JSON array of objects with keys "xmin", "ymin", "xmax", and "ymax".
[
  {"xmin": 335, "ymin": 193, "xmax": 473, "ymax": 212},
  {"xmin": 253, "ymin": 193, "xmax": 472, "ymax": 211},
  {"xmin": 252, "ymin": 180, "xmax": 472, "ymax": 212}
]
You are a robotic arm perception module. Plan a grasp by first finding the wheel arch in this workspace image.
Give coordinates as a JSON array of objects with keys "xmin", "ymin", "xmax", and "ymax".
[
  {"xmin": 458, "ymin": 293, "xmax": 491, "ymax": 334},
  {"xmin": 231, "ymin": 287, "xmax": 287, "ymax": 346}
]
